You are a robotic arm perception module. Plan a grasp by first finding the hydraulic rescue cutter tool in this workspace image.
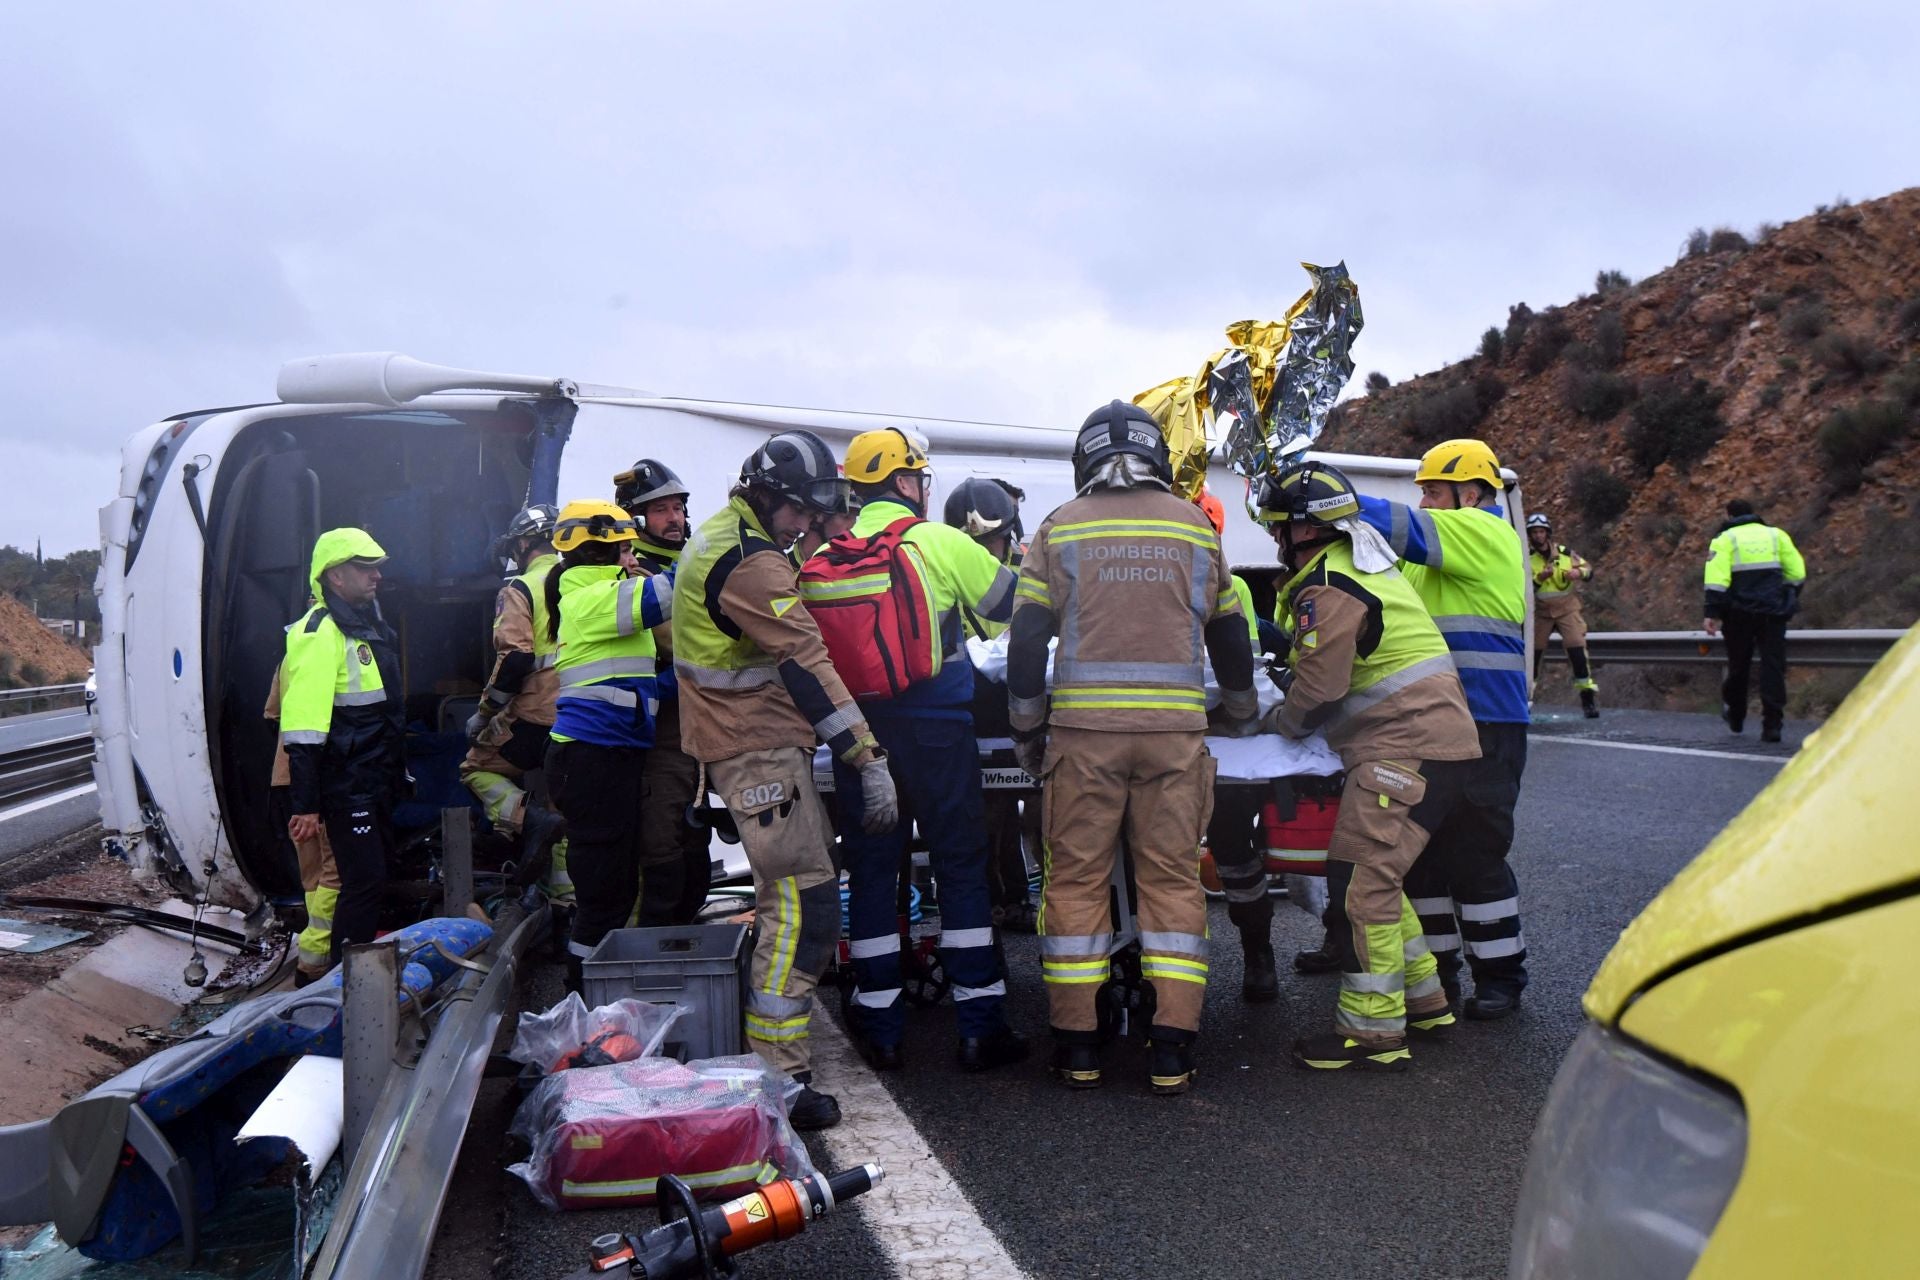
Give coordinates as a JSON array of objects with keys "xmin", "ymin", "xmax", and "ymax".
[{"xmin": 559, "ymin": 1163, "xmax": 885, "ymax": 1279}]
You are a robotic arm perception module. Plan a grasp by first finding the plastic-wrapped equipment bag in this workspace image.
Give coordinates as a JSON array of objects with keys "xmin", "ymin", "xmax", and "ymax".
[
  {"xmin": 507, "ymin": 1056, "xmax": 814, "ymax": 1212},
  {"xmin": 508, "ymin": 992, "xmax": 685, "ymax": 1074}
]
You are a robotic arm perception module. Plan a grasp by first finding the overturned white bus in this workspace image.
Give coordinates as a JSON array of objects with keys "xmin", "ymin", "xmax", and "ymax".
[{"xmin": 90, "ymin": 352, "xmax": 1521, "ymax": 925}]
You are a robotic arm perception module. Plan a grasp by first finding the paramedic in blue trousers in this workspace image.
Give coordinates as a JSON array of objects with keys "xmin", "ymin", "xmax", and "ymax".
[
  {"xmin": 809, "ymin": 429, "xmax": 1029, "ymax": 1074},
  {"xmin": 944, "ymin": 476, "xmax": 1042, "ymax": 933},
  {"xmin": 1354, "ymin": 439, "xmax": 1532, "ymax": 1019}
]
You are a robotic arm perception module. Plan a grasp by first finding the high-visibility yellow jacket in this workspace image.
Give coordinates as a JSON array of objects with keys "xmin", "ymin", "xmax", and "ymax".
[{"xmin": 1704, "ymin": 516, "xmax": 1806, "ymax": 620}]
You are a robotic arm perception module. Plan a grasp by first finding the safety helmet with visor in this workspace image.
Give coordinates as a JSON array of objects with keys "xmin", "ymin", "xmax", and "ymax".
[
  {"xmin": 551, "ymin": 499, "xmax": 639, "ymax": 554},
  {"xmin": 1072, "ymin": 400, "xmax": 1172, "ymax": 491},
  {"xmin": 612, "ymin": 459, "xmax": 691, "ymax": 514},
  {"xmin": 740, "ymin": 430, "xmax": 851, "ymax": 515}
]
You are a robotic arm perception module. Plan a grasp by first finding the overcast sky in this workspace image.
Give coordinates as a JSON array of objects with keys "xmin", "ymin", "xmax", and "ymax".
[{"xmin": 2, "ymin": 1, "xmax": 1914, "ymax": 554}]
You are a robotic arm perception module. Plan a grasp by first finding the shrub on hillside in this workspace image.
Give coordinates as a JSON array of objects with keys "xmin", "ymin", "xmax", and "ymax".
[
  {"xmin": 1564, "ymin": 368, "xmax": 1635, "ymax": 421},
  {"xmin": 1887, "ymin": 362, "xmax": 1920, "ymax": 409},
  {"xmin": 1754, "ymin": 292, "xmax": 1783, "ymax": 314},
  {"xmin": 1571, "ymin": 466, "xmax": 1632, "ymax": 527},
  {"xmin": 1682, "ymin": 228, "xmax": 1711, "ymax": 259},
  {"xmin": 1625, "ymin": 378, "xmax": 1726, "ymax": 474},
  {"xmin": 1592, "ymin": 311, "xmax": 1626, "ymax": 367},
  {"xmin": 1817, "ymin": 399, "xmax": 1912, "ymax": 489},
  {"xmin": 20, "ymin": 662, "xmax": 46, "ymax": 687},
  {"xmin": 1782, "ymin": 301, "xmax": 1828, "ymax": 342},
  {"xmin": 1810, "ymin": 330, "xmax": 1894, "ymax": 380},
  {"xmin": 1595, "ymin": 269, "xmax": 1631, "ymax": 295},
  {"xmin": 1401, "ymin": 380, "xmax": 1499, "ymax": 445},
  {"xmin": 1898, "ymin": 297, "xmax": 1920, "ymax": 338},
  {"xmin": 1707, "ymin": 227, "xmax": 1751, "ymax": 254},
  {"xmin": 1523, "ymin": 313, "xmax": 1574, "ymax": 375},
  {"xmin": 1504, "ymin": 303, "xmax": 1535, "ymax": 352},
  {"xmin": 1366, "ymin": 371, "xmax": 1391, "ymax": 392},
  {"xmin": 1480, "ymin": 327, "xmax": 1504, "ymax": 364},
  {"xmin": 1758, "ymin": 383, "xmax": 1786, "ymax": 410}
]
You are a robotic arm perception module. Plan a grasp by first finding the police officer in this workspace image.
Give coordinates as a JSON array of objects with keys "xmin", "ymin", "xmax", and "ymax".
[
  {"xmin": 615, "ymin": 459, "xmax": 713, "ymax": 922},
  {"xmin": 673, "ymin": 431, "xmax": 899, "ymax": 1131},
  {"xmin": 813, "ymin": 430, "xmax": 1026, "ymax": 1074},
  {"xmin": 461, "ymin": 505, "xmax": 570, "ymax": 896},
  {"xmin": 1009, "ymin": 402, "xmax": 1258, "ymax": 1093},
  {"xmin": 1527, "ymin": 512, "xmax": 1599, "ymax": 718},
  {"xmin": 1704, "ymin": 498, "xmax": 1807, "ymax": 743},
  {"xmin": 543, "ymin": 500, "xmax": 675, "ymax": 982},
  {"xmin": 1256, "ymin": 461, "xmax": 1482, "ymax": 1069},
  {"xmin": 944, "ymin": 476, "xmax": 1040, "ymax": 933},
  {"xmin": 279, "ymin": 529, "xmax": 406, "ymax": 962},
  {"xmin": 1193, "ymin": 487, "xmax": 1280, "ymax": 1002},
  {"xmin": 1353, "ymin": 439, "xmax": 1532, "ymax": 1019}
]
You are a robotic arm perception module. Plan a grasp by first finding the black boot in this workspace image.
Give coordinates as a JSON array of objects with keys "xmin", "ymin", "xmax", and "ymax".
[
  {"xmin": 1761, "ymin": 722, "xmax": 1783, "ymax": 744},
  {"xmin": 1293, "ymin": 934, "xmax": 1341, "ymax": 975},
  {"xmin": 515, "ymin": 804, "xmax": 566, "ymax": 885},
  {"xmin": 1242, "ymin": 941, "xmax": 1279, "ymax": 1003},
  {"xmin": 1051, "ymin": 1034, "xmax": 1103, "ymax": 1089},
  {"xmin": 1291, "ymin": 1031, "xmax": 1411, "ymax": 1072},
  {"xmin": 1580, "ymin": 688, "xmax": 1599, "ymax": 718},
  {"xmin": 1147, "ymin": 1037, "xmax": 1196, "ymax": 1095},
  {"xmin": 957, "ymin": 1026, "xmax": 1031, "ymax": 1073},
  {"xmin": 1465, "ymin": 986, "xmax": 1523, "ymax": 1020},
  {"xmin": 787, "ymin": 1074, "xmax": 842, "ymax": 1131},
  {"xmin": 564, "ymin": 955, "xmax": 584, "ymax": 997}
]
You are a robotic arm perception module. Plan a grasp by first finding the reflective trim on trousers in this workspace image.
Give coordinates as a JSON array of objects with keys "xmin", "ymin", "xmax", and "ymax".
[
  {"xmin": 1334, "ymin": 1009, "xmax": 1407, "ymax": 1034},
  {"xmin": 1224, "ymin": 881, "xmax": 1270, "ymax": 904},
  {"xmin": 851, "ymin": 987, "xmax": 902, "ymax": 1009},
  {"xmin": 849, "ymin": 934, "xmax": 901, "ymax": 959},
  {"xmin": 746, "ymin": 989, "xmax": 811, "ymax": 1018},
  {"xmin": 1466, "ymin": 934, "xmax": 1527, "ymax": 958},
  {"xmin": 1406, "ymin": 972, "xmax": 1444, "ymax": 1001},
  {"xmin": 764, "ymin": 878, "xmax": 801, "ymax": 994},
  {"xmin": 675, "ymin": 660, "xmax": 777, "ymax": 689},
  {"xmin": 952, "ymin": 981, "xmax": 1007, "ymax": 1001},
  {"xmin": 1458, "ymin": 896, "xmax": 1521, "ymax": 922},
  {"xmin": 745, "ymin": 1013, "xmax": 811, "ymax": 1042},
  {"xmin": 1008, "ymin": 693, "xmax": 1047, "ymax": 723},
  {"xmin": 1043, "ymin": 958, "xmax": 1110, "ymax": 984},
  {"xmin": 941, "ymin": 927, "xmax": 996, "ymax": 949},
  {"xmin": 1411, "ymin": 896, "xmax": 1453, "ymax": 915},
  {"xmin": 1141, "ymin": 956, "xmax": 1209, "ymax": 984},
  {"xmin": 1040, "ymin": 933, "xmax": 1113, "ymax": 956},
  {"xmin": 1140, "ymin": 930, "xmax": 1208, "ymax": 955},
  {"xmin": 1342, "ymin": 970, "xmax": 1406, "ymax": 995},
  {"xmin": 1425, "ymin": 932, "xmax": 1462, "ymax": 952}
]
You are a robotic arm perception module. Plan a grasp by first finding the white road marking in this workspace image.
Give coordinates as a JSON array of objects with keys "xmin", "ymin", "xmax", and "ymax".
[
  {"xmin": 1529, "ymin": 736, "xmax": 1786, "ymax": 765},
  {"xmin": 812, "ymin": 1015, "xmax": 1032, "ymax": 1278},
  {"xmin": 0, "ymin": 782, "xmax": 97, "ymax": 822}
]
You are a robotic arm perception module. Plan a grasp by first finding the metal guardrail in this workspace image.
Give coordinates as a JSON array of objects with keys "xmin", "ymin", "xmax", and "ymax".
[
  {"xmin": 0, "ymin": 733, "xmax": 94, "ymax": 806},
  {"xmin": 0, "ymin": 683, "xmax": 88, "ymax": 718},
  {"xmin": 1542, "ymin": 628, "xmax": 1907, "ymax": 669}
]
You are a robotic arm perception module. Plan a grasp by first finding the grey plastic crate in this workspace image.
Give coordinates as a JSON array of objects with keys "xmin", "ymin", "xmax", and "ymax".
[{"xmin": 582, "ymin": 924, "xmax": 747, "ymax": 1061}]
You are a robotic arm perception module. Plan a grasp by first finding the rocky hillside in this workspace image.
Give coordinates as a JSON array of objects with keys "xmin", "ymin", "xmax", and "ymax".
[
  {"xmin": 0, "ymin": 591, "xmax": 91, "ymax": 687},
  {"xmin": 1328, "ymin": 189, "xmax": 1920, "ymax": 712}
]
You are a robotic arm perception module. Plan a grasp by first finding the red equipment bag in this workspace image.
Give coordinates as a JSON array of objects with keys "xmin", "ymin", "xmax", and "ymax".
[
  {"xmin": 509, "ymin": 1057, "xmax": 813, "ymax": 1212},
  {"xmin": 797, "ymin": 516, "xmax": 940, "ymax": 699},
  {"xmin": 1262, "ymin": 796, "xmax": 1340, "ymax": 876}
]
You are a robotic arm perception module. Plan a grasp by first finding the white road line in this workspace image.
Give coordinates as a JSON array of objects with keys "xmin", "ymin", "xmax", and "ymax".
[
  {"xmin": 0, "ymin": 782, "xmax": 97, "ymax": 822},
  {"xmin": 812, "ymin": 1015, "xmax": 1032, "ymax": 1279},
  {"xmin": 1529, "ymin": 736, "xmax": 1786, "ymax": 765}
]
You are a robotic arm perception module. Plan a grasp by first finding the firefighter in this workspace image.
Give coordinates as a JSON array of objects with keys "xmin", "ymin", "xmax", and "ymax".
[
  {"xmin": 1704, "ymin": 498, "xmax": 1807, "ymax": 744},
  {"xmin": 543, "ymin": 499, "xmax": 675, "ymax": 981},
  {"xmin": 1255, "ymin": 460, "xmax": 1482, "ymax": 1069},
  {"xmin": 1193, "ymin": 487, "xmax": 1279, "ymax": 1002},
  {"xmin": 1527, "ymin": 511, "xmax": 1599, "ymax": 718},
  {"xmin": 1008, "ymin": 402, "xmax": 1259, "ymax": 1094},
  {"xmin": 279, "ymin": 528, "xmax": 406, "ymax": 963},
  {"xmin": 944, "ymin": 476, "xmax": 1040, "ymax": 934},
  {"xmin": 614, "ymin": 459, "xmax": 713, "ymax": 922},
  {"xmin": 673, "ymin": 431, "xmax": 899, "ymax": 1131},
  {"xmin": 460, "ymin": 505, "xmax": 570, "ymax": 901},
  {"xmin": 1353, "ymin": 439, "xmax": 1533, "ymax": 1019},
  {"xmin": 813, "ymin": 430, "xmax": 1026, "ymax": 1074}
]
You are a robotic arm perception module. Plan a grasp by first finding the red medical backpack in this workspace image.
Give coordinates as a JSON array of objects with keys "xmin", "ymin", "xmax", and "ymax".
[{"xmin": 798, "ymin": 516, "xmax": 941, "ymax": 700}]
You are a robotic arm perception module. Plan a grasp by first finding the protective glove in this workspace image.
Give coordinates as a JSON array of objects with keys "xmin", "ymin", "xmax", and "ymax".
[
  {"xmin": 856, "ymin": 754, "xmax": 900, "ymax": 835},
  {"xmin": 1218, "ymin": 685, "xmax": 1260, "ymax": 736},
  {"xmin": 1013, "ymin": 733, "xmax": 1047, "ymax": 780},
  {"xmin": 464, "ymin": 707, "xmax": 492, "ymax": 743}
]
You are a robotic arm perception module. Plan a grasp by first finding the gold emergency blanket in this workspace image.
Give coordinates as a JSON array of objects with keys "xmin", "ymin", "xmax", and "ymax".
[{"xmin": 1134, "ymin": 263, "xmax": 1364, "ymax": 500}]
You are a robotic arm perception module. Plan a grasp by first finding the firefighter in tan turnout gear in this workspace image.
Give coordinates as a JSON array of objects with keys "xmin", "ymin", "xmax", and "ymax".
[
  {"xmin": 1008, "ymin": 401, "xmax": 1259, "ymax": 1094},
  {"xmin": 1255, "ymin": 460, "xmax": 1482, "ymax": 1070},
  {"xmin": 1527, "ymin": 511, "xmax": 1599, "ymax": 718},
  {"xmin": 672, "ymin": 430, "xmax": 900, "ymax": 1131}
]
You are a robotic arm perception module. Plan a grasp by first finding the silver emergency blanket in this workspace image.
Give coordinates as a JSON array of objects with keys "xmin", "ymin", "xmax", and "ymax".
[{"xmin": 1222, "ymin": 261, "xmax": 1365, "ymax": 480}]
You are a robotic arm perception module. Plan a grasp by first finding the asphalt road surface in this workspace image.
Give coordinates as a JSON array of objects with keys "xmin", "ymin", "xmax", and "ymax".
[
  {"xmin": 439, "ymin": 706, "xmax": 1798, "ymax": 1280},
  {"xmin": 0, "ymin": 708, "xmax": 97, "ymax": 866}
]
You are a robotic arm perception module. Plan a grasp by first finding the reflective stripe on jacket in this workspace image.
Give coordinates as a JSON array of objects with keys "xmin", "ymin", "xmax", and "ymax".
[
  {"xmin": 279, "ymin": 596, "xmax": 405, "ymax": 814},
  {"xmin": 673, "ymin": 497, "xmax": 874, "ymax": 764},
  {"xmin": 550, "ymin": 563, "xmax": 670, "ymax": 748},
  {"xmin": 1357, "ymin": 496, "xmax": 1531, "ymax": 725},
  {"xmin": 1704, "ymin": 517, "xmax": 1806, "ymax": 619},
  {"xmin": 1529, "ymin": 544, "xmax": 1590, "ymax": 599},
  {"xmin": 489, "ymin": 552, "xmax": 560, "ymax": 727},
  {"xmin": 1013, "ymin": 487, "xmax": 1240, "ymax": 733},
  {"xmin": 1271, "ymin": 540, "xmax": 1480, "ymax": 766}
]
